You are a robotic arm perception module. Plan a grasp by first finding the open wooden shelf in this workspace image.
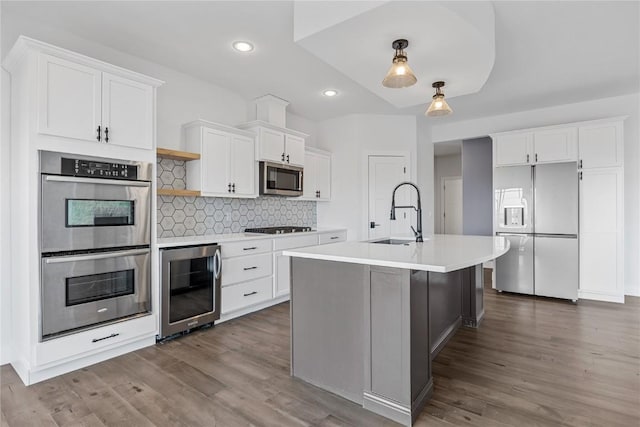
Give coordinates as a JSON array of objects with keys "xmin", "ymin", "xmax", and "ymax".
[
  {"xmin": 157, "ymin": 188, "xmax": 201, "ymax": 197},
  {"xmin": 156, "ymin": 148, "xmax": 200, "ymax": 161}
]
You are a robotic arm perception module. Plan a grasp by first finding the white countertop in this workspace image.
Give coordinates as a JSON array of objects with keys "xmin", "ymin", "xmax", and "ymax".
[
  {"xmin": 282, "ymin": 234, "xmax": 510, "ymax": 273},
  {"xmin": 156, "ymin": 228, "xmax": 346, "ymax": 248}
]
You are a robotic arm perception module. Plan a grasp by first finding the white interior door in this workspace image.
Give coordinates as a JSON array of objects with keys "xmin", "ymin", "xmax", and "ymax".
[
  {"xmin": 368, "ymin": 156, "xmax": 410, "ymax": 240},
  {"xmin": 442, "ymin": 177, "xmax": 462, "ymax": 234}
]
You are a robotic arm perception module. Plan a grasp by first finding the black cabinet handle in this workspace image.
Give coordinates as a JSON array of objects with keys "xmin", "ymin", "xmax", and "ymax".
[
  {"xmin": 232, "ymin": 183, "xmax": 236, "ymax": 193},
  {"xmin": 526, "ymin": 154, "xmax": 530, "ymax": 163},
  {"xmin": 286, "ymin": 154, "xmax": 290, "ymax": 163},
  {"xmin": 579, "ymin": 171, "xmax": 583, "ymax": 180},
  {"xmin": 243, "ymin": 266, "xmax": 258, "ymax": 271},
  {"xmin": 579, "ymin": 159, "xmax": 583, "ymax": 169},
  {"xmin": 243, "ymin": 291, "xmax": 258, "ymax": 297},
  {"xmin": 228, "ymin": 183, "xmax": 232, "ymax": 192},
  {"xmin": 535, "ymin": 153, "xmax": 538, "ymax": 162},
  {"xmin": 104, "ymin": 127, "xmax": 109, "ymax": 143},
  {"xmin": 243, "ymin": 246, "xmax": 257, "ymax": 251},
  {"xmin": 92, "ymin": 333, "xmax": 119, "ymax": 343},
  {"xmin": 96, "ymin": 126, "xmax": 101, "ymax": 141},
  {"xmin": 281, "ymin": 152, "xmax": 285, "ymax": 162},
  {"xmin": 330, "ymin": 236, "xmax": 339, "ymax": 240}
]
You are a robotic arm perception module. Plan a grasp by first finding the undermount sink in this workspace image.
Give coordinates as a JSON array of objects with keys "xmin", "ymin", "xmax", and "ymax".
[{"xmin": 371, "ymin": 238, "xmax": 415, "ymax": 245}]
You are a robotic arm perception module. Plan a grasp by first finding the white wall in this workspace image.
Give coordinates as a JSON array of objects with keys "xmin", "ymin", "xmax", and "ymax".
[
  {"xmin": 316, "ymin": 114, "xmax": 420, "ymax": 241},
  {"xmin": 416, "ymin": 117, "xmax": 435, "ymax": 234},
  {"xmin": 434, "ymin": 154, "xmax": 462, "ymax": 233},
  {"xmin": 430, "ymin": 93, "xmax": 640, "ymax": 296}
]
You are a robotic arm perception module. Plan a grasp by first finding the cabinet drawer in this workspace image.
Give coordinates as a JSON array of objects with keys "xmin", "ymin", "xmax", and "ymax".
[
  {"xmin": 318, "ymin": 231, "xmax": 347, "ymax": 245},
  {"xmin": 221, "ymin": 239, "xmax": 272, "ymax": 259},
  {"xmin": 222, "ymin": 253, "xmax": 272, "ymax": 286},
  {"xmin": 35, "ymin": 313, "xmax": 156, "ymax": 366},
  {"xmin": 274, "ymin": 234, "xmax": 318, "ymax": 250},
  {"xmin": 221, "ymin": 276, "xmax": 273, "ymax": 314}
]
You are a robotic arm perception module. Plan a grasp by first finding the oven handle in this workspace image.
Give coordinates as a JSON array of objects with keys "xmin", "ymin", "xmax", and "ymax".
[
  {"xmin": 44, "ymin": 175, "xmax": 150, "ymax": 187},
  {"xmin": 44, "ymin": 248, "xmax": 150, "ymax": 264},
  {"xmin": 213, "ymin": 248, "xmax": 222, "ymax": 279}
]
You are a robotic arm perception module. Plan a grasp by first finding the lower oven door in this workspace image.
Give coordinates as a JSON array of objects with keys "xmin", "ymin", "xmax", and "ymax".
[
  {"xmin": 41, "ymin": 248, "xmax": 151, "ymax": 339},
  {"xmin": 41, "ymin": 174, "xmax": 151, "ymax": 253}
]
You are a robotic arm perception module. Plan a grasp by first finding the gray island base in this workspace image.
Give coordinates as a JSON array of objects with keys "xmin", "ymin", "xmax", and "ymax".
[{"xmin": 290, "ymin": 258, "xmax": 486, "ymax": 426}]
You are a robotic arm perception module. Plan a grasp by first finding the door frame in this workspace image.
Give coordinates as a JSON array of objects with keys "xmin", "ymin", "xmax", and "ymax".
[
  {"xmin": 440, "ymin": 176, "xmax": 462, "ymax": 234},
  {"xmin": 363, "ymin": 151, "xmax": 413, "ymax": 240}
]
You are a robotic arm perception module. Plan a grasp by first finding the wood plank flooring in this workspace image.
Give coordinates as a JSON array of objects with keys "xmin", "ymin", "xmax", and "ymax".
[{"xmin": 2, "ymin": 275, "xmax": 639, "ymax": 426}]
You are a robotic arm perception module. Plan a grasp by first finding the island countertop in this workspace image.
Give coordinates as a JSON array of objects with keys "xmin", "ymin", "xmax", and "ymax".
[{"xmin": 283, "ymin": 234, "xmax": 509, "ymax": 273}]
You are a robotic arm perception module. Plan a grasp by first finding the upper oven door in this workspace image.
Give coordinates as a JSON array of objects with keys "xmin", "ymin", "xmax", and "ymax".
[
  {"xmin": 41, "ymin": 175, "xmax": 151, "ymax": 253},
  {"xmin": 260, "ymin": 162, "xmax": 303, "ymax": 196}
]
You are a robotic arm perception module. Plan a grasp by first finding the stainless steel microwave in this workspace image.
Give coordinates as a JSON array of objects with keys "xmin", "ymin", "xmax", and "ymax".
[{"xmin": 259, "ymin": 161, "xmax": 303, "ymax": 196}]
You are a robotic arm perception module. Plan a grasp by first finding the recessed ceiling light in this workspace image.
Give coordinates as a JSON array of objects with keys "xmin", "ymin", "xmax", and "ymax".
[
  {"xmin": 323, "ymin": 89, "xmax": 338, "ymax": 97},
  {"xmin": 232, "ymin": 41, "xmax": 254, "ymax": 52}
]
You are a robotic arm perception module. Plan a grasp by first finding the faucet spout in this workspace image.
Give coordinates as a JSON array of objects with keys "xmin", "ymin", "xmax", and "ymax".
[{"xmin": 389, "ymin": 182, "xmax": 423, "ymax": 243}]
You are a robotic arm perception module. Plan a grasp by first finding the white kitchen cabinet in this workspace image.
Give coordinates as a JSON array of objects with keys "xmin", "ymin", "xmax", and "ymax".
[
  {"xmin": 37, "ymin": 54, "xmax": 102, "ymax": 142},
  {"xmin": 299, "ymin": 148, "xmax": 331, "ymax": 201},
  {"xmin": 36, "ymin": 52, "xmax": 158, "ymax": 150},
  {"xmin": 579, "ymin": 168, "xmax": 624, "ymax": 303},
  {"xmin": 493, "ymin": 132, "xmax": 532, "ymax": 166},
  {"xmin": 184, "ymin": 120, "xmax": 257, "ymax": 198},
  {"xmin": 237, "ymin": 121, "xmax": 308, "ymax": 167},
  {"xmin": 274, "ymin": 251, "xmax": 292, "ymax": 297},
  {"xmin": 533, "ymin": 127, "xmax": 577, "ymax": 164},
  {"xmin": 578, "ymin": 121, "xmax": 624, "ymax": 169},
  {"xmin": 101, "ymin": 72, "xmax": 154, "ymax": 150}
]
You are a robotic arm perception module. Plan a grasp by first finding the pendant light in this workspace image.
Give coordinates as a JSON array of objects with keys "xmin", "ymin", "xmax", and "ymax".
[
  {"xmin": 426, "ymin": 81, "xmax": 453, "ymax": 117},
  {"xmin": 382, "ymin": 39, "xmax": 417, "ymax": 88}
]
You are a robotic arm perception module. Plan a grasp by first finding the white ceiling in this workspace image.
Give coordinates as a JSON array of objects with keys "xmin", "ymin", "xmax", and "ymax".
[
  {"xmin": 294, "ymin": 1, "xmax": 495, "ymax": 108},
  {"xmin": 1, "ymin": 1, "xmax": 638, "ymax": 123}
]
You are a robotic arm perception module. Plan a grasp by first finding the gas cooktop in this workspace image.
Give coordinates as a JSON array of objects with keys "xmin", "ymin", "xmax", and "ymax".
[{"xmin": 244, "ymin": 226, "xmax": 313, "ymax": 235}]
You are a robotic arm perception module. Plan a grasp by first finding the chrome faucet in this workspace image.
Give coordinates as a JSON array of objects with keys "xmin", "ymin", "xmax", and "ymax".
[{"xmin": 390, "ymin": 182, "xmax": 423, "ymax": 242}]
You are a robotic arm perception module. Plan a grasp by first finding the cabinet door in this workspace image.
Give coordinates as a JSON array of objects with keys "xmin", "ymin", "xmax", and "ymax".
[
  {"xmin": 258, "ymin": 128, "xmax": 285, "ymax": 163},
  {"xmin": 302, "ymin": 152, "xmax": 317, "ymax": 199},
  {"xmin": 230, "ymin": 135, "xmax": 256, "ymax": 197},
  {"xmin": 533, "ymin": 127, "xmax": 577, "ymax": 164},
  {"xmin": 201, "ymin": 129, "xmax": 231, "ymax": 195},
  {"xmin": 101, "ymin": 73, "xmax": 154, "ymax": 150},
  {"xmin": 578, "ymin": 122, "xmax": 623, "ymax": 169},
  {"xmin": 274, "ymin": 252, "xmax": 291, "ymax": 297},
  {"xmin": 37, "ymin": 54, "xmax": 101, "ymax": 142},
  {"xmin": 579, "ymin": 168, "xmax": 623, "ymax": 301},
  {"xmin": 285, "ymin": 134, "xmax": 306, "ymax": 166},
  {"xmin": 315, "ymin": 153, "xmax": 331, "ymax": 201},
  {"xmin": 494, "ymin": 133, "xmax": 532, "ymax": 166}
]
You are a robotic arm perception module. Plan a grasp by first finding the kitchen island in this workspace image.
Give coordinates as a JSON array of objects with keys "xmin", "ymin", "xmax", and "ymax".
[{"xmin": 283, "ymin": 235, "xmax": 509, "ymax": 426}]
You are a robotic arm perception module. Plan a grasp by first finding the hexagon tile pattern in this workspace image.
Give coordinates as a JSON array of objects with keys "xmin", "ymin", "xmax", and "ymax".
[{"xmin": 157, "ymin": 158, "xmax": 317, "ymax": 238}]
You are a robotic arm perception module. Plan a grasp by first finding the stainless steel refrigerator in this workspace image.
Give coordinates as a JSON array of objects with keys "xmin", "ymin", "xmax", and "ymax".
[{"xmin": 494, "ymin": 162, "xmax": 578, "ymax": 300}]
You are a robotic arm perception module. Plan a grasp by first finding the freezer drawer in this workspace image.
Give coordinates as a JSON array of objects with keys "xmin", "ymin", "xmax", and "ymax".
[
  {"xmin": 495, "ymin": 234, "xmax": 534, "ymax": 295},
  {"xmin": 534, "ymin": 235, "xmax": 578, "ymax": 300}
]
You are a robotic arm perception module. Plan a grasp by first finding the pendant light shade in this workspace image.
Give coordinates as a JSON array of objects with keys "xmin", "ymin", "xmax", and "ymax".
[
  {"xmin": 382, "ymin": 39, "xmax": 417, "ymax": 88},
  {"xmin": 426, "ymin": 81, "xmax": 453, "ymax": 117}
]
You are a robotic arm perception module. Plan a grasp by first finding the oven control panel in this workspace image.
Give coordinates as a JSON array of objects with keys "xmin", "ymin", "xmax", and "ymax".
[{"xmin": 61, "ymin": 158, "xmax": 138, "ymax": 180}]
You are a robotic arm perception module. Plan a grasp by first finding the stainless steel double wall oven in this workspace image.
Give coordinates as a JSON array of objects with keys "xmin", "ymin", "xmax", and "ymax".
[{"xmin": 40, "ymin": 151, "xmax": 152, "ymax": 340}]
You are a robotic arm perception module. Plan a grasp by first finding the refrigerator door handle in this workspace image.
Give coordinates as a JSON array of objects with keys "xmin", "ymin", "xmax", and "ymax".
[
  {"xmin": 496, "ymin": 232, "xmax": 534, "ymax": 237},
  {"xmin": 535, "ymin": 234, "xmax": 578, "ymax": 239}
]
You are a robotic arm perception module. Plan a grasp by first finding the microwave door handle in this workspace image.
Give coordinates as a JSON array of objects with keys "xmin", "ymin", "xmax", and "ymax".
[
  {"xmin": 44, "ymin": 248, "xmax": 150, "ymax": 264},
  {"xmin": 214, "ymin": 248, "xmax": 222, "ymax": 279},
  {"xmin": 44, "ymin": 175, "xmax": 150, "ymax": 187}
]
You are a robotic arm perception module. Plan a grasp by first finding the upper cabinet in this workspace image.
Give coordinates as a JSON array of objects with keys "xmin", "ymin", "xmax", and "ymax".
[
  {"xmin": 493, "ymin": 132, "xmax": 532, "ymax": 166},
  {"xmin": 237, "ymin": 121, "xmax": 308, "ymax": 167},
  {"xmin": 298, "ymin": 148, "xmax": 331, "ymax": 201},
  {"xmin": 5, "ymin": 37, "xmax": 163, "ymax": 151},
  {"xmin": 493, "ymin": 126, "xmax": 579, "ymax": 167},
  {"xmin": 578, "ymin": 121, "xmax": 623, "ymax": 169},
  {"xmin": 533, "ymin": 127, "xmax": 577, "ymax": 164},
  {"xmin": 184, "ymin": 120, "xmax": 257, "ymax": 198}
]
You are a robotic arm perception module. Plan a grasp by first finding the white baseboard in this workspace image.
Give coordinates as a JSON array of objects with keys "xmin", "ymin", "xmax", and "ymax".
[
  {"xmin": 217, "ymin": 294, "xmax": 289, "ymax": 323},
  {"xmin": 578, "ymin": 290, "xmax": 624, "ymax": 304}
]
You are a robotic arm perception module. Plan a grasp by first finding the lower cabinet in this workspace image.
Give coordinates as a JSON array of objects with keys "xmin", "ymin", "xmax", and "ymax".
[{"xmin": 222, "ymin": 276, "xmax": 273, "ymax": 314}]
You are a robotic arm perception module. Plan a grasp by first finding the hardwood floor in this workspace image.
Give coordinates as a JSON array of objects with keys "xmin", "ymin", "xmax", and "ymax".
[{"xmin": 2, "ymin": 278, "xmax": 639, "ymax": 426}]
